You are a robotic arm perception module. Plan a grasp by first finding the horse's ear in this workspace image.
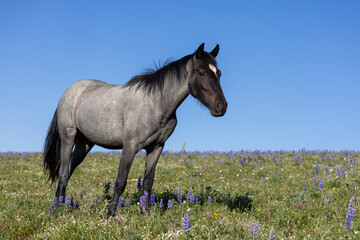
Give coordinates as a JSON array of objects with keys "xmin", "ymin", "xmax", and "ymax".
[
  {"xmin": 195, "ymin": 43, "xmax": 205, "ymax": 58},
  {"xmin": 210, "ymin": 44, "xmax": 219, "ymax": 58}
]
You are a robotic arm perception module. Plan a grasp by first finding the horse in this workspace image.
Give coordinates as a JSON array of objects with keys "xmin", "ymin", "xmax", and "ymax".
[{"xmin": 43, "ymin": 43, "xmax": 227, "ymax": 217}]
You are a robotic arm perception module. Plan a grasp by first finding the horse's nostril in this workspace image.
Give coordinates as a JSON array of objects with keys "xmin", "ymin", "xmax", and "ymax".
[{"xmin": 217, "ymin": 102, "xmax": 222, "ymax": 109}]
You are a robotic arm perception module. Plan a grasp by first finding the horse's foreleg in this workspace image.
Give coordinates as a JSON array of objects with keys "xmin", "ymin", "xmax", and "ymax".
[
  {"xmin": 108, "ymin": 147, "xmax": 137, "ymax": 217},
  {"xmin": 142, "ymin": 144, "xmax": 164, "ymax": 213}
]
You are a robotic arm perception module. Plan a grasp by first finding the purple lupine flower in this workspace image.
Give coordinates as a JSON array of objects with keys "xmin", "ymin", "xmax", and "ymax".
[
  {"xmin": 87, "ymin": 199, "xmax": 91, "ymax": 205},
  {"xmin": 137, "ymin": 177, "xmax": 142, "ymax": 193},
  {"xmin": 112, "ymin": 181, "xmax": 115, "ymax": 190},
  {"xmin": 346, "ymin": 197, "xmax": 355, "ymax": 231},
  {"xmin": 70, "ymin": 197, "xmax": 75, "ymax": 208},
  {"xmin": 177, "ymin": 185, "xmax": 182, "ymax": 202},
  {"xmin": 208, "ymin": 196, "xmax": 212, "ymax": 203},
  {"xmin": 324, "ymin": 196, "xmax": 328, "ymax": 204},
  {"xmin": 51, "ymin": 196, "xmax": 58, "ymax": 208},
  {"xmin": 337, "ymin": 167, "xmax": 341, "ymax": 178},
  {"xmin": 187, "ymin": 189, "xmax": 192, "ymax": 201},
  {"xmin": 167, "ymin": 199, "xmax": 172, "ymax": 209},
  {"xmin": 272, "ymin": 156, "xmax": 276, "ymax": 164},
  {"xmin": 186, "ymin": 159, "xmax": 190, "ymax": 164},
  {"xmin": 183, "ymin": 213, "xmax": 190, "ymax": 233},
  {"xmin": 65, "ymin": 195, "xmax": 70, "ymax": 207},
  {"xmin": 139, "ymin": 191, "xmax": 148, "ymax": 211},
  {"xmin": 150, "ymin": 192, "xmax": 155, "ymax": 205},
  {"xmin": 315, "ymin": 162, "xmax": 319, "ymax": 174},
  {"xmin": 104, "ymin": 182, "xmax": 111, "ymax": 194},
  {"xmin": 80, "ymin": 189, "xmax": 85, "ymax": 200},
  {"xmin": 58, "ymin": 196, "xmax": 64, "ymax": 202},
  {"xmin": 248, "ymin": 221, "xmax": 252, "ymax": 232},
  {"xmin": 160, "ymin": 198, "xmax": 164, "ymax": 209},
  {"xmin": 261, "ymin": 177, "xmax": 264, "ymax": 183},
  {"xmin": 314, "ymin": 175, "xmax": 318, "ymax": 189},
  {"xmin": 18, "ymin": 192, "xmax": 22, "ymax": 196},
  {"xmin": 253, "ymin": 222, "xmax": 260, "ymax": 236},
  {"xmin": 269, "ymin": 227, "xmax": 275, "ymax": 239},
  {"xmin": 304, "ymin": 183, "xmax": 308, "ymax": 190},
  {"xmin": 118, "ymin": 197, "xmax": 123, "ymax": 208},
  {"xmin": 126, "ymin": 198, "xmax": 130, "ymax": 206},
  {"xmin": 318, "ymin": 177, "xmax": 324, "ymax": 191}
]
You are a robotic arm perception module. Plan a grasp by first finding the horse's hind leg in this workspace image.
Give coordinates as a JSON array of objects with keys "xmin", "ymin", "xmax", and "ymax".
[
  {"xmin": 56, "ymin": 128, "xmax": 76, "ymax": 201},
  {"xmin": 69, "ymin": 133, "xmax": 94, "ymax": 178}
]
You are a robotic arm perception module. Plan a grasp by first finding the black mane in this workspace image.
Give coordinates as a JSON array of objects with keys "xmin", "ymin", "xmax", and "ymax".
[{"xmin": 125, "ymin": 54, "xmax": 193, "ymax": 94}]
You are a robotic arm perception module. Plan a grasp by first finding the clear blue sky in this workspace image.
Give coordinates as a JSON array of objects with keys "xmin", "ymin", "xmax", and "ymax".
[{"xmin": 0, "ymin": 1, "xmax": 359, "ymax": 152}]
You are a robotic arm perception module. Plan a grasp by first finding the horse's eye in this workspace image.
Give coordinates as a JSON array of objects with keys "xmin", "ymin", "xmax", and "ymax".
[{"xmin": 198, "ymin": 71, "xmax": 205, "ymax": 76}]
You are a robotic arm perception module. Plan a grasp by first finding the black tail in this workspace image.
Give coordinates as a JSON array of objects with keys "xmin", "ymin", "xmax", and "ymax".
[{"xmin": 43, "ymin": 109, "xmax": 61, "ymax": 183}]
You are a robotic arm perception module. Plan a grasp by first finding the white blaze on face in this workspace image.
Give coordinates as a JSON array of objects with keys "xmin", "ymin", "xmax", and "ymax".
[{"xmin": 209, "ymin": 64, "xmax": 217, "ymax": 76}]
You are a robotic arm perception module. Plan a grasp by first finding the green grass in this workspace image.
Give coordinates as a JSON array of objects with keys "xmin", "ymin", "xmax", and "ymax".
[{"xmin": 0, "ymin": 150, "xmax": 359, "ymax": 239}]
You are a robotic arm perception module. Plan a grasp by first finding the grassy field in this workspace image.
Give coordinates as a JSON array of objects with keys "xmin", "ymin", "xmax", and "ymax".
[{"xmin": 0, "ymin": 150, "xmax": 359, "ymax": 239}]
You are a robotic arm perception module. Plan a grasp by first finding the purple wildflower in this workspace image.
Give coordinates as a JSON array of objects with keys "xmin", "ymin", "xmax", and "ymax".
[
  {"xmin": 65, "ymin": 195, "xmax": 70, "ymax": 207},
  {"xmin": 140, "ymin": 191, "xmax": 148, "ymax": 212},
  {"xmin": 253, "ymin": 222, "xmax": 260, "ymax": 236},
  {"xmin": 183, "ymin": 213, "xmax": 190, "ymax": 233},
  {"xmin": 87, "ymin": 199, "xmax": 91, "ymax": 205},
  {"xmin": 248, "ymin": 221, "xmax": 252, "ymax": 232},
  {"xmin": 58, "ymin": 195, "xmax": 64, "ymax": 202},
  {"xmin": 324, "ymin": 196, "xmax": 328, "ymax": 204},
  {"xmin": 269, "ymin": 227, "xmax": 275, "ymax": 239},
  {"xmin": 314, "ymin": 175, "xmax": 318, "ymax": 189},
  {"xmin": 337, "ymin": 167, "xmax": 341, "ymax": 178},
  {"xmin": 261, "ymin": 177, "xmax": 264, "ymax": 183},
  {"xmin": 346, "ymin": 197, "xmax": 355, "ymax": 231},
  {"xmin": 187, "ymin": 189, "xmax": 192, "ymax": 201},
  {"xmin": 208, "ymin": 196, "xmax": 212, "ymax": 203},
  {"xmin": 304, "ymin": 183, "xmax": 308, "ymax": 190},
  {"xmin": 137, "ymin": 177, "xmax": 142, "ymax": 193},
  {"xmin": 167, "ymin": 199, "xmax": 172, "ymax": 209},
  {"xmin": 112, "ymin": 181, "xmax": 115, "ymax": 190},
  {"xmin": 51, "ymin": 196, "xmax": 58, "ymax": 208},
  {"xmin": 104, "ymin": 182, "xmax": 111, "ymax": 194},
  {"xmin": 150, "ymin": 192, "xmax": 155, "ymax": 205},
  {"xmin": 80, "ymin": 189, "xmax": 85, "ymax": 200},
  {"xmin": 70, "ymin": 197, "xmax": 75, "ymax": 208},
  {"xmin": 126, "ymin": 198, "xmax": 130, "ymax": 206},
  {"xmin": 95, "ymin": 197, "xmax": 99, "ymax": 204},
  {"xmin": 318, "ymin": 177, "xmax": 324, "ymax": 191},
  {"xmin": 118, "ymin": 197, "xmax": 123, "ymax": 208}
]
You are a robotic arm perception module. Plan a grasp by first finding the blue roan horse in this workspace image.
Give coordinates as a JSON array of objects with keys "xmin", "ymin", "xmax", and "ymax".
[{"xmin": 43, "ymin": 43, "xmax": 227, "ymax": 217}]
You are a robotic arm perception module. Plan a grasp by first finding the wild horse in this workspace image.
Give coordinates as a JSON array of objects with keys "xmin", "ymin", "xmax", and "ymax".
[{"xmin": 43, "ymin": 43, "xmax": 227, "ymax": 217}]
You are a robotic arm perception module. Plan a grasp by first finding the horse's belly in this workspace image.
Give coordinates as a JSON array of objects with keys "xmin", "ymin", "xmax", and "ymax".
[{"xmin": 76, "ymin": 109, "xmax": 124, "ymax": 149}]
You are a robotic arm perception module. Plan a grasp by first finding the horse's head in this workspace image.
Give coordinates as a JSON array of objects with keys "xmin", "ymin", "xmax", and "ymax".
[{"xmin": 189, "ymin": 43, "xmax": 227, "ymax": 117}]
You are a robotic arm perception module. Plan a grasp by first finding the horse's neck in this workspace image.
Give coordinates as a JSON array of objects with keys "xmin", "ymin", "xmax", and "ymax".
[{"xmin": 157, "ymin": 67, "xmax": 191, "ymax": 119}]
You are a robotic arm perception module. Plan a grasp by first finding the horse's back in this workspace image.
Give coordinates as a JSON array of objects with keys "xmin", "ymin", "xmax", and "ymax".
[{"xmin": 57, "ymin": 79, "xmax": 116, "ymax": 132}]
